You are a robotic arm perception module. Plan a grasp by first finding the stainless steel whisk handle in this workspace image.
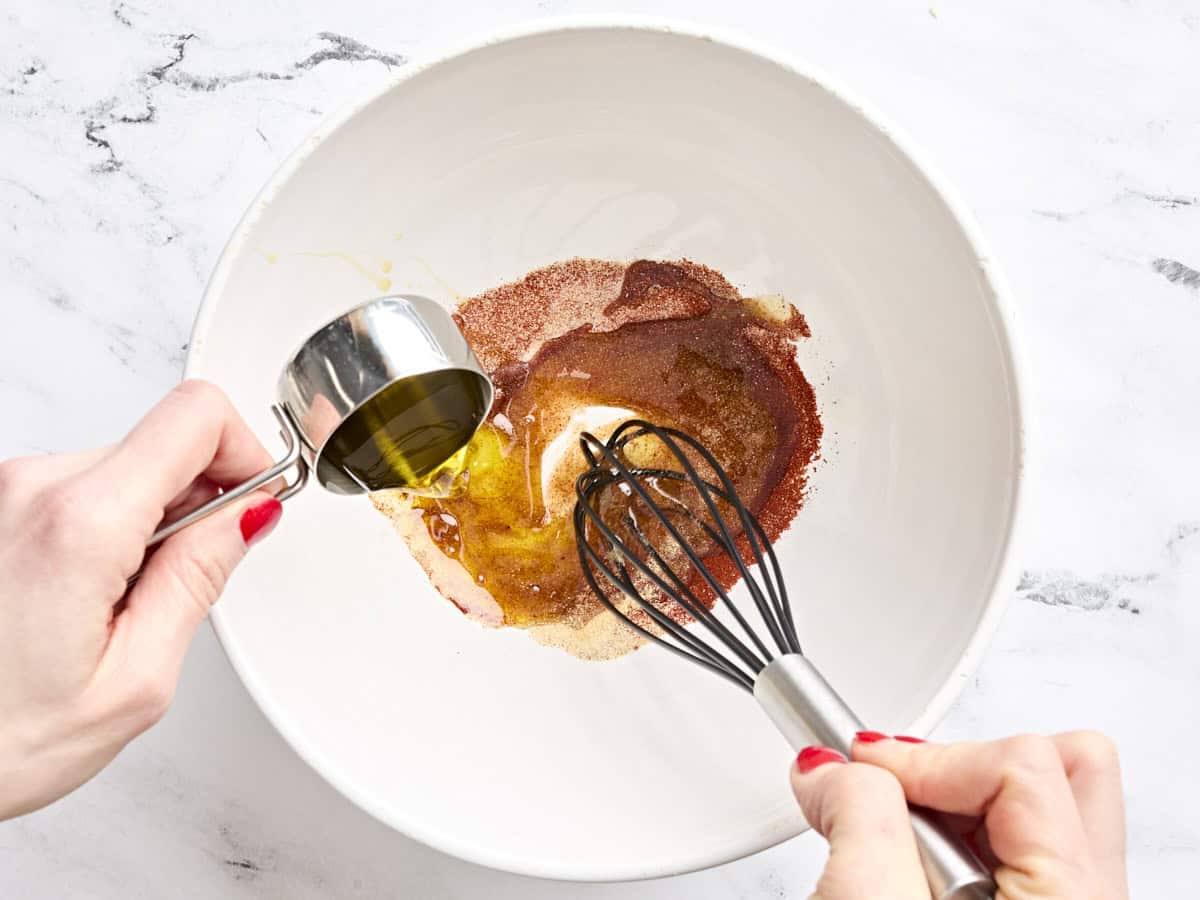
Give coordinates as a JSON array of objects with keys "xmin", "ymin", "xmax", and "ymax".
[{"xmin": 755, "ymin": 655, "xmax": 996, "ymax": 900}]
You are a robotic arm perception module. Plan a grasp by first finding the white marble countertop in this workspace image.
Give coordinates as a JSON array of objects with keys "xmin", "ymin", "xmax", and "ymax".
[{"xmin": 2, "ymin": 1, "xmax": 1197, "ymax": 896}]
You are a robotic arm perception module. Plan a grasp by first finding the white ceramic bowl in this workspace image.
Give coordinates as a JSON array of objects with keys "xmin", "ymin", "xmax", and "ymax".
[{"xmin": 191, "ymin": 19, "xmax": 1026, "ymax": 882}]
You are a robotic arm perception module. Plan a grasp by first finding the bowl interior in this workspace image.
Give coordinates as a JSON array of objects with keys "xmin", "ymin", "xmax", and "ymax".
[{"xmin": 192, "ymin": 24, "xmax": 1022, "ymax": 881}]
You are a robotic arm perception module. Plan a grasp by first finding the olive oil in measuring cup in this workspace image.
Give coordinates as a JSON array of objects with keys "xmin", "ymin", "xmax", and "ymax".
[
  {"xmin": 318, "ymin": 369, "xmax": 491, "ymax": 498},
  {"xmin": 135, "ymin": 294, "xmax": 494, "ymax": 560}
]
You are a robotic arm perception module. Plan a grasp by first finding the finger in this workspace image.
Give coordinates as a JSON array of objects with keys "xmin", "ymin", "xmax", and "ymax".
[
  {"xmin": 94, "ymin": 492, "xmax": 283, "ymax": 731},
  {"xmin": 163, "ymin": 475, "xmax": 224, "ymax": 520},
  {"xmin": 91, "ymin": 380, "xmax": 274, "ymax": 522},
  {"xmin": 155, "ymin": 474, "xmax": 286, "ymax": 545},
  {"xmin": 917, "ymin": 810, "xmax": 1003, "ymax": 873},
  {"xmin": 852, "ymin": 733, "xmax": 1091, "ymax": 875},
  {"xmin": 790, "ymin": 747, "xmax": 927, "ymax": 900},
  {"xmin": 1051, "ymin": 731, "xmax": 1127, "ymax": 890},
  {"xmin": 31, "ymin": 447, "xmax": 112, "ymax": 474},
  {"xmin": 0, "ymin": 447, "xmax": 111, "ymax": 500}
]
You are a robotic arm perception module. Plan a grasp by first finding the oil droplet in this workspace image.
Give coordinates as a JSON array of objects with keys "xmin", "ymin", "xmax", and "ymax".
[
  {"xmin": 296, "ymin": 251, "xmax": 384, "ymax": 289},
  {"xmin": 405, "ymin": 256, "xmax": 464, "ymax": 301},
  {"xmin": 381, "ymin": 261, "xmax": 393, "ymax": 273}
]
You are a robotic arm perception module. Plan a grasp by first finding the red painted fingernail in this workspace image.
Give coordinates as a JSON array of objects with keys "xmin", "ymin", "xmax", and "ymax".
[
  {"xmin": 795, "ymin": 746, "xmax": 846, "ymax": 774},
  {"xmin": 895, "ymin": 735, "xmax": 926, "ymax": 744},
  {"xmin": 240, "ymin": 498, "xmax": 283, "ymax": 547},
  {"xmin": 855, "ymin": 730, "xmax": 889, "ymax": 743}
]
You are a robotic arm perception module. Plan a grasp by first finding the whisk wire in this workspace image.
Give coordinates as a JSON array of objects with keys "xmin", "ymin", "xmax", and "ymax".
[
  {"xmin": 574, "ymin": 521, "xmax": 756, "ymax": 689},
  {"xmin": 582, "ymin": 433, "xmax": 740, "ymax": 626},
  {"xmin": 620, "ymin": 505, "xmax": 773, "ymax": 666},
  {"xmin": 646, "ymin": 425, "xmax": 797, "ymax": 657},
  {"xmin": 631, "ymin": 473, "xmax": 779, "ymax": 663},
  {"xmin": 590, "ymin": 509, "xmax": 747, "ymax": 676},
  {"xmin": 601, "ymin": 420, "xmax": 797, "ymax": 654},
  {"xmin": 574, "ymin": 457, "xmax": 753, "ymax": 681},
  {"xmin": 575, "ymin": 454, "xmax": 767, "ymax": 678},
  {"xmin": 574, "ymin": 419, "xmax": 804, "ymax": 687}
]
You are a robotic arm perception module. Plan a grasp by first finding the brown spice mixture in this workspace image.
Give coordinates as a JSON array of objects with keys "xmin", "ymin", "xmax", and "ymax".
[{"xmin": 372, "ymin": 258, "xmax": 822, "ymax": 659}]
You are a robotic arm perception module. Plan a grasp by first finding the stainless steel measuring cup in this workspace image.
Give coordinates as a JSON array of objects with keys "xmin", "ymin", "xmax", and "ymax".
[{"xmin": 145, "ymin": 295, "xmax": 493, "ymax": 549}]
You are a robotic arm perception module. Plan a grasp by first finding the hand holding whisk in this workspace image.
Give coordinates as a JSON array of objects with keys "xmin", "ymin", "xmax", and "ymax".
[{"xmin": 573, "ymin": 420, "xmax": 995, "ymax": 900}]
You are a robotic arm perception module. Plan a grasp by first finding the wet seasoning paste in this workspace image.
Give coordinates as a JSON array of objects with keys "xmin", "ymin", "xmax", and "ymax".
[{"xmin": 372, "ymin": 259, "xmax": 822, "ymax": 659}]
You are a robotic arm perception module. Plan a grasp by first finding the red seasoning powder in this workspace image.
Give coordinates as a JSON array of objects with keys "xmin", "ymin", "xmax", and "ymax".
[{"xmin": 372, "ymin": 258, "xmax": 822, "ymax": 659}]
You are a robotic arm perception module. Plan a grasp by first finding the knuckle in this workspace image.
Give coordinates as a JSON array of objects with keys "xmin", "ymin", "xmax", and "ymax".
[
  {"xmin": 173, "ymin": 378, "xmax": 228, "ymax": 414},
  {"xmin": 808, "ymin": 763, "xmax": 907, "ymax": 837},
  {"xmin": 1060, "ymin": 729, "xmax": 1120, "ymax": 775},
  {"xmin": 0, "ymin": 456, "xmax": 36, "ymax": 495},
  {"xmin": 850, "ymin": 761, "xmax": 906, "ymax": 801},
  {"xmin": 825, "ymin": 761, "xmax": 906, "ymax": 810},
  {"xmin": 121, "ymin": 673, "xmax": 175, "ymax": 731},
  {"xmin": 38, "ymin": 481, "xmax": 93, "ymax": 540},
  {"xmin": 1001, "ymin": 733, "xmax": 1062, "ymax": 775},
  {"xmin": 164, "ymin": 546, "xmax": 230, "ymax": 611}
]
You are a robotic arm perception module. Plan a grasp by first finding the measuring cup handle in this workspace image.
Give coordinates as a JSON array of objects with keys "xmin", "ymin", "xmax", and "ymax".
[{"xmin": 122, "ymin": 405, "xmax": 309, "ymax": 595}]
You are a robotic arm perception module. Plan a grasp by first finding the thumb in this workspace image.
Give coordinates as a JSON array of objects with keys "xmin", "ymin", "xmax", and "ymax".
[
  {"xmin": 114, "ymin": 492, "xmax": 282, "ymax": 692},
  {"xmin": 789, "ymin": 747, "xmax": 927, "ymax": 900}
]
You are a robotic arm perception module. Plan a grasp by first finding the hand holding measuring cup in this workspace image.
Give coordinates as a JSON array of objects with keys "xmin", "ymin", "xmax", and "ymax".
[
  {"xmin": 134, "ymin": 295, "xmax": 492, "ymax": 570},
  {"xmin": 0, "ymin": 380, "xmax": 282, "ymax": 819},
  {"xmin": 1, "ymin": 295, "xmax": 493, "ymax": 820}
]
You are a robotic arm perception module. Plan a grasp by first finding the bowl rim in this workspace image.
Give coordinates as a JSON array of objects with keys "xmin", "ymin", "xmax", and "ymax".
[{"xmin": 189, "ymin": 14, "xmax": 1031, "ymax": 883}]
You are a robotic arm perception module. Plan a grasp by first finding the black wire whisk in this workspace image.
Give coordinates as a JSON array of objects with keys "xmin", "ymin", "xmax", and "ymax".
[
  {"xmin": 573, "ymin": 420, "xmax": 799, "ymax": 692},
  {"xmin": 573, "ymin": 419, "xmax": 994, "ymax": 900}
]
